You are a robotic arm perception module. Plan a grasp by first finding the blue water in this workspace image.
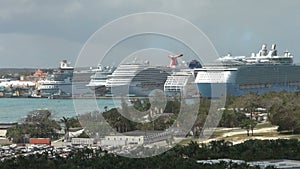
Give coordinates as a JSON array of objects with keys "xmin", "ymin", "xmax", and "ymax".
[{"xmin": 0, "ymin": 98, "xmax": 121, "ymax": 122}]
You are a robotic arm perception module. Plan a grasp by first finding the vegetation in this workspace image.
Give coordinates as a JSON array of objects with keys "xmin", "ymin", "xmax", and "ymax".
[
  {"xmin": 101, "ymin": 98, "xmax": 178, "ymax": 133},
  {"xmin": 6, "ymin": 110, "xmax": 84, "ymax": 143},
  {"xmin": 226, "ymin": 91, "xmax": 300, "ymax": 134},
  {"xmin": 60, "ymin": 116, "xmax": 81, "ymax": 140},
  {"xmin": 82, "ymin": 91, "xmax": 300, "ymax": 138},
  {"xmin": 3, "ymin": 91, "xmax": 300, "ymax": 168},
  {"xmin": 3, "ymin": 139, "xmax": 300, "ymax": 168},
  {"xmin": 240, "ymin": 119, "xmax": 257, "ymax": 136},
  {"xmin": 6, "ymin": 110, "xmax": 60, "ymax": 143},
  {"xmin": 6, "ymin": 91, "xmax": 300, "ymax": 143},
  {"xmin": 219, "ymin": 109, "xmax": 247, "ymax": 128}
]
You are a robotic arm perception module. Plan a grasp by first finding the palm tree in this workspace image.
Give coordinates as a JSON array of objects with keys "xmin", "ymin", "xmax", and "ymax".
[
  {"xmin": 243, "ymin": 92, "xmax": 260, "ymax": 120},
  {"xmin": 240, "ymin": 119, "xmax": 251, "ymax": 136},
  {"xmin": 240, "ymin": 119, "xmax": 257, "ymax": 136},
  {"xmin": 104, "ymin": 106, "xmax": 108, "ymax": 112},
  {"xmin": 249, "ymin": 119, "xmax": 257, "ymax": 136},
  {"xmin": 60, "ymin": 116, "xmax": 70, "ymax": 140}
]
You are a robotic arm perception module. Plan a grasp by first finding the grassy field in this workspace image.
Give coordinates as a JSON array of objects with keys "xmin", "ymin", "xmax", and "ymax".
[
  {"xmin": 179, "ymin": 122, "xmax": 300, "ymax": 145},
  {"xmin": 254, "ymin": 122, "xmax": 274, "ymax": 129}
]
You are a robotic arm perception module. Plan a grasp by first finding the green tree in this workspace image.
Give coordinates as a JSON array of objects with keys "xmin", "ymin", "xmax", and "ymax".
[
  {"xmin": 219, "ymin": 109, "xmax": 247, "ymax": 128},
  {"xmin": 6, "ymin": 126, "xmax": 24, "ymax": 143},
  {"xmin": 240, "ymin": 119, "xmax": 251, "ymax": 136},
  {"xmin": 6, "ymin": 110, "xmax": 60, "ymax": 143},
  {"xmin": 268, "ymin": 92, "xmax": 300, "ymax": 134},
  {"xmin": 249, "ymin": 119, "xmax": 257, "ymax": 136},
  {"xmin": 59, "ymin": 116, "xmax": 81, "ymax": 138},
  {"xmin": 240, "ymin": 119, "xmax": 257, "ymax": 136}
]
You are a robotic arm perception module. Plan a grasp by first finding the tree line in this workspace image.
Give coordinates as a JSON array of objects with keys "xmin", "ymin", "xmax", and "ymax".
[
  {"xmin": 6, "ymin": 110, "xmax": 81, "ymax": 143},
  {"xmin": 3, "ymin": 139, "xmax": 300, "ymax": 169},
  {"xmin": 225, "ymin": 91, "xmax": 300, "ymax": 134}
]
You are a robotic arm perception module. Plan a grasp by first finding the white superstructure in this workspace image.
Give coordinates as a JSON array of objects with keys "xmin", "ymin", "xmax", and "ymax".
[
  {"xmin": 106, "ymin": 60, "xmax": 173, "ymax": 96},
  {"xmin": 106, "ymin": 63, "xmax": 146, "ymax": 87},
  {"xmin": 194, "ymin": 44, "xmax": 299, "ymax": 97},
  {"xmin": 86, "ymin": 64, "xmax": 116, "ymax": 89},
  {"xmin": 36, "ymin": 60, "xmax": 74, "ymax": 95},
  {"xmin": 0, "ymin": 80, "xmax": 36, "ymax": 88},
  {"xmin": 194, "ymin": 67, "xmax": 237, "ymax": 84},
  {"xmin": 164, "ymin": 69, "xmax": 194, "ymax": 94}
]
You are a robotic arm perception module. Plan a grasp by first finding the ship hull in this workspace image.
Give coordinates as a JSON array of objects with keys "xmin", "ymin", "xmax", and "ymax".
[
  {"xmin": 195, "ymin": 64, "xmax": 300, "ymax": 97},
  {"xmin": 108, "ymin": 83, "xmax": 165, "ymax": 97}
]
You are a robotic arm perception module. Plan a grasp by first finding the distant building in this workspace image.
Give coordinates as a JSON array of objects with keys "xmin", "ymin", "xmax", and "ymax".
[
  {"xmin": 33, "ymin": 69, "xmax": 47, "ymax": 78},
  {"xmin": 25, "ymin": 69, "xmax": 48, "ymax": 82},
  {"xmin": 72, "ymin": 138, "xmax": 95, "ymax": 146},
  {"xmin": 100, "ymin": 129, "xmax": 180, "ymax": 147},
  {"xmin": 101, "ymin": 134, "xmax": 144, "ymax": 147},
  {"xmin": 0, "ymin": 122, "xmax": 18, "ymax": 138},
  {"xmin": 248, "ymin": 159, "xmax": 300, "ymax": 169},
  {"xmin": 197, "ymin": 159, "xmax": 300, "ymax": 169}
]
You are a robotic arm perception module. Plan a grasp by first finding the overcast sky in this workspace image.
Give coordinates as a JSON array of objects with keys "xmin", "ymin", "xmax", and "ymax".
[{"xmin": 0, "ymin": 0, "xmax": 299, "ymax": 68}]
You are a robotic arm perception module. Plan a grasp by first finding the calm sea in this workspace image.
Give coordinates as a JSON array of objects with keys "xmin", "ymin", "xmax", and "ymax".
[{"xmin": 0, "ymin": 98, "xmax": 121, "ymax": 122}]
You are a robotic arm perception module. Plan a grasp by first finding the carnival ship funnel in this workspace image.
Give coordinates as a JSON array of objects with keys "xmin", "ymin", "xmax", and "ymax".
[{"xmin": 168, "ymin": 54, "xmax": 183, "ymax": 67}]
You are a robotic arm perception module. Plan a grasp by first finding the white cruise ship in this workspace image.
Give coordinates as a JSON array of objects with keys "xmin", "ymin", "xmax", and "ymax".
[
  {"xmin": 36, "ymin": 60, "xmax": 95, "ymax": 97},
  {"xmin": 194, "ymin": 44, "xmax": 300, "ymax": 97},
  {"xmin": 87, "ymin": 65, "xmax": 116, "ymax": 88},
  {"xmin": 164, "ymin": 69, "xmax": 197, "ymax": 97},
  {"xmin": 86, "ymin": 64, "xmax": 116, "ymax": 96},
  {"xmin": 37, "ymin": 60, "xmax": 73, "ymax": 96},
  {"xmin": 106, "ymin": 60, "xmax": 173, "ymax": 97}
]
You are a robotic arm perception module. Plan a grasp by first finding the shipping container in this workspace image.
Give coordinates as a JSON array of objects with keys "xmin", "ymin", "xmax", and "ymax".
[{"xmin": 29, "ymin": 138, "xmax": 51, "ymax": 145}]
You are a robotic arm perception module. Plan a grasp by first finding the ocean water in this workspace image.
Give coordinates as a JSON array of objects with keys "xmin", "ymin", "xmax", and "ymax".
[{"xmin": 0, "ymin": 98, "xmax": 121, "ymax": 122}]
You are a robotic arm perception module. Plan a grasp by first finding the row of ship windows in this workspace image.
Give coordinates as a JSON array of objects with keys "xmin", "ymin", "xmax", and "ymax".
[
  {"xmin": 164, "ymin": 84, "xmax": 185, "ymax": 87},
  {"xmin": 239, "ymin": 81, "xmax": 300, "ymax": 89},
  {"xmin": 199, "ymin": 76, "xmax": 226, "ymax": 80},
  {"xmin": 164, "ymin": 88, "xmax": 182, "ymax": 91},
  {"xmin": 135, "ymin": 83, "xmax": 164, "ymax": 87},
  {"xmin": 164, "ymin": 86, "xmax": 183, "ymax": 91},
  {"xmin": 107, "ymin": 137, "xmax": 141, "ymax": 141},
  {"xmin": 165, "ymin": 81, "xmax": 187, "ymax": 84}
]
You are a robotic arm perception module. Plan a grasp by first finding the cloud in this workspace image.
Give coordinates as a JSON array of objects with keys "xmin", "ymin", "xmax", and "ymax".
[
  {"xmin": 0, "ymin": 33, "xmax": 82, "ymax": 68},
  {"xmin": 0, "ymin": 0, "xmax": 35, "ymax": 20},
  {"xmin": 0, "ymin": 0, "xmax": 299, "ymax": 67},
  {"xmin": 63, "ymin": 1, "xmax": 83, "ymax": 15}
]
